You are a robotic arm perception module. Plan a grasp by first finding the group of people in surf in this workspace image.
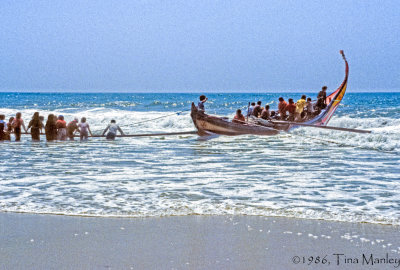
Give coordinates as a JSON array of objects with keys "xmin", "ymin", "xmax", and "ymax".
[
  {"xmin": 197, "ymin": 86, "xmax": 328, "ymax": 124},
  {"xmin": 0, "ymin": 112, "xmax": 125, "ymax": 142}
]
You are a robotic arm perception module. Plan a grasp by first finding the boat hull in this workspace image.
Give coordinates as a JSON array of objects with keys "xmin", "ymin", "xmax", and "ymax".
[{"xmin": 191, "ymin": 104, "xmax": 279, "ymax": 136}]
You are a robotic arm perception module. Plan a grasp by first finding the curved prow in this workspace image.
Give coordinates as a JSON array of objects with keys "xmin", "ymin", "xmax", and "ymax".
[{"xmin": 318, "ymin": 50, "xmax": 349, "ymax": 126}]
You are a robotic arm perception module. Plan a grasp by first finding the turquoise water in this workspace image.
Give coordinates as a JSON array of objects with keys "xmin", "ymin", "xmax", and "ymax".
[{"xmin": 0, "ymin": 92, "xmax": 399, "ymax": 225}]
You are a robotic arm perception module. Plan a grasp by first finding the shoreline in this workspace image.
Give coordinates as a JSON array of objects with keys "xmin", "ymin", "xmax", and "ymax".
[
  {"xmin": 1, "ymin": 213, "xmax": 400, "ymax": 269},
  {"xmin": 1, "ymin": 210, "xmax": 399, "ymax": 227}
]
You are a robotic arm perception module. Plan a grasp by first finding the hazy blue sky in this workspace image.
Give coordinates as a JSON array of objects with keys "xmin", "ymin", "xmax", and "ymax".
[{"xmin": 0, "ymin": 0, "xmax": 399, "ymax": 92}]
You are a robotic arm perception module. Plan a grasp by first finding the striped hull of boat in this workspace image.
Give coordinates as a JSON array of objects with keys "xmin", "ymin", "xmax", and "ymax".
[{"xmin": 191, "ymin": 104, "xmax": 279, "ymax": 136}]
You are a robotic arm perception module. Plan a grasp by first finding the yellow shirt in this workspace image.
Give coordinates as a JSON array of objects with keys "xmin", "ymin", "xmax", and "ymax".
[{"xmin": 295, "ymin": 99, "xmax": 307, "ymax": 113}]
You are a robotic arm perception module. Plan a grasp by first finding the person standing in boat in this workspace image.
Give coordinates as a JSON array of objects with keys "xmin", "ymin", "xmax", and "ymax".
[
  {"xmin": 78, "ymin": 117, "xmax": 93, "ymax": 141},
  {"xmin": 232, "ymin": 109, "xmax": 245, "ymax": 124},
  {"xmin": 247, "ymin": 102, "xmax": 256, "ymax": 117},
  {"xmin": 67, "ymin": 118, "xmax": 80, "ymax": 140},
  {"xmin": 285, "ymin": 99, "xmax": 296, "ymax": 121},
  {"xmin": 278, "ymin": 97, "xmax": 288, "ymax": 120},
  {"xmin": 260, "ymin": 105, "xmax": 271, "ymax": 120},
  {"xmin": 294, "ymin": 95, "xmax": 307, "ymax": 121},
  {"xmin": 198, "ymin": 95, "xmax": 208, "ymax": 111},
  {"xmin": 12, "ymin": 112, "xmax": 27, "ymax": 141},
  {"xmin": 305, "ymin": 97, "xmax": 315, "ymax": 119},
  {"xmin": 253, "ymin": 101, "xmax": 262, "ymax": 117},
  {"xmin": 27, "ymin": 112, "xmax": 43, "ymax": 141},
  {"xmin": 45, "ymin": 114, "xmax": 57, "ymax": 141},
  {"xmin": 317, "ymin": 86, "xmax": 327, "ymax": 109},
  {"xmin": 102, "ymin": 120, "xmax": 125, "ymax": 140}
]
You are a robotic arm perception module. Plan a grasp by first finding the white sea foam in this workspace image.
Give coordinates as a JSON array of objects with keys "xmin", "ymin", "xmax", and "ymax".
[{"xmin": 0, "ymin": 108, "xmax": 399, "ymax": 225}]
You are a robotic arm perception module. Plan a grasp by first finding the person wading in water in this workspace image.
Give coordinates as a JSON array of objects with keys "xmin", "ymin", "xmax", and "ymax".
[
  {"xmin": 45, "ymin": 114, "xmax": 57, "ymax": 141},
  {"xmin": 102, "ymin": 120, "xmax": 125, "ymax": 140},
  {"xmin": 28, "ymin": 112, "xmax": 43, "ymax": 141},
  {"xmin": 12, "ymin": 112, "xmax": 27, "ymax": 141}
]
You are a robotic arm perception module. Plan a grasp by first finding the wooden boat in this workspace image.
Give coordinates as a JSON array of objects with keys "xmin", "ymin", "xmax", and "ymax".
[
  {"xmin": 191, "ymin": 51, "xmax": 349, "ymax": 136},
  {"xmin": 190, "ymin": 105, "xmax": 279, "ymax": 136}
]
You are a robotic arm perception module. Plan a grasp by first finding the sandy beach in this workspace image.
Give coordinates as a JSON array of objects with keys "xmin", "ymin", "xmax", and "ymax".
[{"xmin": 1, "ymin": 213, "xmax": 399, "ymax": 269}]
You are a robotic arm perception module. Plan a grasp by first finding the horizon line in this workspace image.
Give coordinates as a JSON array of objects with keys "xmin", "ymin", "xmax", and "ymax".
[
  {"xmin": 0, "ymin": 90, "xmax": 400, "ymax": 95},
  {"xmin": 1, "ymin": 89, "xmax": 399, "ymax": 94}
]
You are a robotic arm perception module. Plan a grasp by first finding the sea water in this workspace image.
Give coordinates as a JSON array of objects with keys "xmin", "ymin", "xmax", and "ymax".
[{"xmin": 0, "ymin": 92, "xmax": 399, "ymax": 225}]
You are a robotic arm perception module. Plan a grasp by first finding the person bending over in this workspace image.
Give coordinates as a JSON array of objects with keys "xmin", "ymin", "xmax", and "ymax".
[
  {"xmin": 67, "ymin": 118, "xmax": 80, "ymax": 140},
  {"xmin": 102, "ymin": 120, "xmax": 125, "ymax": 140}
]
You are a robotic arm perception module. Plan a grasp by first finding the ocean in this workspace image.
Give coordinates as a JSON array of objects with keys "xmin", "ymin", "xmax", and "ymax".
[{"xmin": 0, "ymin": 92, "xmax": 399, "ymax": 225}]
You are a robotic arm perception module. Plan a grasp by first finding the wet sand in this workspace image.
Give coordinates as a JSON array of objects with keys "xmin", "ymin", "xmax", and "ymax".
[{"xmin": 1, "ymin": 213, "xmax": 400, "ymax": 270}]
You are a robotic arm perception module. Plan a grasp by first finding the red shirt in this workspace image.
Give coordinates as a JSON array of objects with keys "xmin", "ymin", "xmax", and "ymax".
[
  {"xmin": 56, "ymin": 120, "xmax": 67, "ymax": 129},
  {"xmin": 278, "ymin": 101, "xmax": 288, "ymax": 114},
  {"xmin": 285, "ymin": 103, "xmax": 296, "ymax": 114}
]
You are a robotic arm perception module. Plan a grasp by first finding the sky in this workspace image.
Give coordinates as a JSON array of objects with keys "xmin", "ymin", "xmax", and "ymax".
[{"xmin": 0, "ymin": 0, "xmax": 399, "ymax": 92}]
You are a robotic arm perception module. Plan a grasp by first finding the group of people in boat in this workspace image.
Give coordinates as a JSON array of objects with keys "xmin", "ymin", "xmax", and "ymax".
[
  {"xmin": 197, "ymin": 86, "xmax": 329, "ymax": 124},
  {"xmin": 0, "ymin": 112, "xmax": 125, "ymax": 142},
  {"xmin": 244, "ymin": 87, "xmax": 328, "ymax": 123}
]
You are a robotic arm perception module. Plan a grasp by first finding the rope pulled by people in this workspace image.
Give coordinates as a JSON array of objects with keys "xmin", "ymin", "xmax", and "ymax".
[{"xmin": 130, "ymin": 109, "xmax": 191, "ymax": 127}]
